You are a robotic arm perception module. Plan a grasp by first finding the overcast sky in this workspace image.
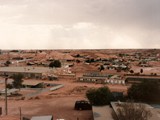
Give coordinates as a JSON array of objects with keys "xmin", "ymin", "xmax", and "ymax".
[{"xmin": 0, "ymin": 0, "xmax": 159, "ymax": 49}]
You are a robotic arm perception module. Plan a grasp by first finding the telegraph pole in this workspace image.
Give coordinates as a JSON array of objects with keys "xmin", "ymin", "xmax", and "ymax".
[
  {"xmin": 5, "ymin": 77, "xmax": 8, "ymax": 115},
  {"xmin": 19, "ymin": 107, "xmax": 22, "ymax": 120}
]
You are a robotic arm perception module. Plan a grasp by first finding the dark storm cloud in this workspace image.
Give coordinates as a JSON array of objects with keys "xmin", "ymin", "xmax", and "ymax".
[
  {"xmin": 83, "ymin": 0, "xmax": 160, "ymax": 29},
  {"xmin": 0, "ymin": 0, "xmax": 159, "ymax": 49},
  {"xmin": 5, "ymin": 0, "xmax": 158, "ymax": 29}
]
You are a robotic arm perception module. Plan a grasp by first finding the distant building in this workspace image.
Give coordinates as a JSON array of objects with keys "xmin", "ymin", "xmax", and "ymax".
[
  {"xmin": 78, "ymin": 72, "xmax": 125, "ymax": 84},
  {"xmin": 125, "ymin": 76, "xmax": 160, "ymax": 85},
  {"xmin": 78, "ymin": 72, "xmax": 108, "ymax": 83},
  {"xmin": 0, "ymin": 67, "xmax": 56, "ymax": 79}
]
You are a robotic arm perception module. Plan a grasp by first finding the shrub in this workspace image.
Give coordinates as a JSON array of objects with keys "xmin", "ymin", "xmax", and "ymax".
[{"xmin": 86, "ymin": 86, "xmax": 113, "ymax": 106}]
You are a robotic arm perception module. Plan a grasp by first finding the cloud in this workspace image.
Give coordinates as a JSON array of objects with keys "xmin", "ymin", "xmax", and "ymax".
[
  {"xmin": 0, "ymin": 0, "xmax": 159, "ymax": 49},
  {"xmin": 2, "ymin": 0, "xmax": 158, "ymax": 28}
]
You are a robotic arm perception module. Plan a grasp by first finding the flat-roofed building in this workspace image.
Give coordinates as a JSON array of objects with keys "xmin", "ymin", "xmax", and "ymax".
[
  {"xmin": 125, "ymin": 76, "xmax": 160, "ymax": 85},
  {"xmin": 0, "ymin": 67, "xmax": 55, "ymax": 79},
  {"xmin": 31, "ymin": 115, "xmax": 53, "ymax": 120},
  {"xmin": 0, "ymin": 66, "xmax": 57, "ymax": 79},
  {"xmin": 78, "ymin": 72, "xmax": 125, "ymax": 84},
  {"xmin": 78, "ymin": 76, "xmax": 125, "ymax": 85}
]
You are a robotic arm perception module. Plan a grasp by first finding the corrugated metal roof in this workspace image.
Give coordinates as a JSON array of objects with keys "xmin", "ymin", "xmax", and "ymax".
[{"xmin": 31, "ymin": 115, "xmax": 53, "ymax": 120}]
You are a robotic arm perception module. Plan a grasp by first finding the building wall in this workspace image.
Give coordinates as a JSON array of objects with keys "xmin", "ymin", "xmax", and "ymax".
[
  {"xmin": 0, "ymin": 71, "xmax": 42, "ymax": 79},
  {"xmin": 125, "ymin": 77, "xmax": 160, "ymax": 84},
  {"xmin": 78, "ymin": 77, "xmax": 125, "ymax": 84}
]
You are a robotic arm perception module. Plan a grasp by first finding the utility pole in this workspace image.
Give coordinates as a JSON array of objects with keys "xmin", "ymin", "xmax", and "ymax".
[
  {"xmin": 19, "ymin": 107, "xmax": 22, "ymax": 120},
  {"xmin": 5, "ymin": 77, "xmax": 8, "ymax": 115}
]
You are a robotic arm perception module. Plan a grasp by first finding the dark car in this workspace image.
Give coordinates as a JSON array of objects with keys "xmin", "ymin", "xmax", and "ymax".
[{"xmin": 74, "ymin": 100, "xmax": 92, "ymax": 110}]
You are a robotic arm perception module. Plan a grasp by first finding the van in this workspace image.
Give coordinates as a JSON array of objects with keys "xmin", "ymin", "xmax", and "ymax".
[{"xmin": 74, "ymin": 100, "xmax": 92, "ymax": 110}]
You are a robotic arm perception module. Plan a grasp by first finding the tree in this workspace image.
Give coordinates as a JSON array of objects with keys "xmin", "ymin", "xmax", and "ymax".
[
  {"xmin": 5, "ymin": 60, "xmax": 11, "ymax": 66},
  {"xmin": 114, "ymin": 102, "xmax": 152, "ymax": 120},
  {"xmin": 6, "ymin": 83, "xmax": 13, "ymax": 89},
  {"xmin": 140, "ymin": 68, "xmax": 143, "ymax": 74},
  {"xmin": 119, "ymin": 53, "xmax": 124, "ymax": 57},
  {"xmin": 154, "ymin": 73, "xmax": 157, "ymax": 76},
  {"xmin": 76, "ymin": 54, "xmax": 80, "ymax": 57},
  {"xmin": 86, "ymin": 86, "xmax": 113, "ymax": 106},
  {"xmin": 12, "ymin": 74, "xmax": 23, "ymax": 90},
  {"xmin": 129, "ymin": 70, "xmax": 134, "ymax": 74},
  {"xmin": 49, "ymin": 60, "xmax": 61, "ymax": 68},
  {"xmin": 128, "ymin": 80, "xmax": 160, "ymax": 102},
  {"xmin": 99, "ymin": 65, "xmax": 105, "ymax": 71},
  {"xmin": 6, "ymin": 60, "xmax": 11, "ymax": 65},
  {"xmin": 90, "ymin": 58, "xmax": 95, "ymax": 62},
  {"xmin": 76, "ymin": 59, "xmax": 80, "ymax": 63},
  {"xmin": 85, "ymin": 58, "xmax": 95, "ymax": 63}
]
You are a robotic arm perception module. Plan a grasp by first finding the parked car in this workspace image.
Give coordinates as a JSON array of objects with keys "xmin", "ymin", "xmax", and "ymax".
[{"xmin": 74, "ymin": 100, "xmax": 92, "ymax": 110}]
